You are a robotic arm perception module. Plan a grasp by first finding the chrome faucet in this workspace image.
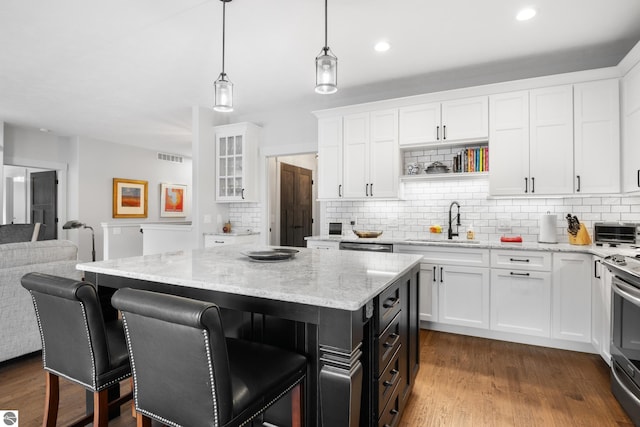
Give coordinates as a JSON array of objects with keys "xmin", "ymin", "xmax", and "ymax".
[{"xmin": 448, "ymin": 201, "xmax": 461, "ymax": 240}]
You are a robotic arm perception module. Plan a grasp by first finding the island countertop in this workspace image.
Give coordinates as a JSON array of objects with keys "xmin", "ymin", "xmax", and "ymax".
[{"xmin": 77, "ymin": 245, "xmax": 422, "ymax": 311}]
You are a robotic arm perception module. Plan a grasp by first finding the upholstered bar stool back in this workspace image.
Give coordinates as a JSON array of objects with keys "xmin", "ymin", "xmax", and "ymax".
[
  {"xmin": 21, "ymin": 272, "xmax": 132, "ymax": 427},
  {"xmin": 111, "ymin": 288, "xmax": 307, "ymax": 427}
]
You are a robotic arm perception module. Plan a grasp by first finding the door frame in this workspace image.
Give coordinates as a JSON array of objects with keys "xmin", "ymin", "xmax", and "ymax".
[
  {"xmin": 260, "ymin": 144, "xmax": 318, "ymax": 246},
  {"xmin": 3, "ymin": 156, "xmax": 67, "ymax": 238}
]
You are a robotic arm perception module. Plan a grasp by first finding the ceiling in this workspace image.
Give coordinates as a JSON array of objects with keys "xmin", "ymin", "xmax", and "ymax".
[{"xmin": 2, "ymin": 0, "xmax": 640, "ymax": 156}]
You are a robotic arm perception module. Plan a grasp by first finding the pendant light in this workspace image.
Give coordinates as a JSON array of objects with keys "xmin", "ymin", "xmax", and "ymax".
[
  {"xmin": 315, "ymin": 0, "xmax": 337, "ymax": 94},
  {"xmin": 214, "ymin": 0, "xmax": 233, "ymax": 112}
]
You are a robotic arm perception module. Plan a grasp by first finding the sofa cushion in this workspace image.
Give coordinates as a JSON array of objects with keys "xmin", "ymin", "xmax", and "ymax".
[
  {"xmin": 0, "ymin": 223, "xmax": 46, "ymax": 244},
  {"xmin": 0, "ymin": 240, "xmax": 77, "ymax": 270}
]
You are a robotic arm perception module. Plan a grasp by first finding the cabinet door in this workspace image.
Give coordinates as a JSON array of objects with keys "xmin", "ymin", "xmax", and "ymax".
[
  {"xmin": 342, "ymin": 113, "xmax": 369, "ymax": 198},
  {"xmin": 419, "ymin": 263, "xmax": 438, "ymax": 322},
  {"xmin": 574, "ymin": 79, "xmax": 620, "ymax": 194},
  {"xmin": 398, "ymin": 103, "xmax": 441, "ymax": 146},
  {"xmin": 369, "ymin": 109, "xmax": 399, "ymax": 198},
  {"xmin": 552, "ymin": 253, "xmax": 591, "ymax": 343},
  {"xmin": 489, "ymin": 91, "xmax": 530, "ymax": 195},
  {"xmin": 623, "ymin": 61, "xmax": 640, "ymax": 192},
  {"xmin": 216, "ymin": 134, "xmax": 245, "ymax": 201},
  {"xmin": 490, "ymin": 269, "xmax": 551, "ymax": 337},
  {"xmin": 441, "ymin": 96, "xmax": 489, "ymax": 142},
  {"xmin": 529, "ymin": 85, "xmax": 574, "ymax": 195},
  {"xmin": 602, "ymin": 264, "xmax": 613, "ymax": 363},
  {"xmin": 592, "ymin": 257, "xmax": 604, "ymax": 354},
  {"xmin": 438, "ymin": 266, "xmax": 489, "ymax": 329},
  {"xmin": 317, "ymin": 117, "xmax": 343, "ymax": 199}
]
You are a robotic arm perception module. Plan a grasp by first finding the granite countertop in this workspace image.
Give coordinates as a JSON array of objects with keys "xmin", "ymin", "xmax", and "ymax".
[
  {"xmin": 77, "ymin": 245, "xmax": 422, "ymax": 311},
  {"xmin": 305, "ymin": 235, "xmax": 640, "ymax": 258},
  {"xmin": 204, "ymin": 230, "xmax": 260, "ymax": 236}
]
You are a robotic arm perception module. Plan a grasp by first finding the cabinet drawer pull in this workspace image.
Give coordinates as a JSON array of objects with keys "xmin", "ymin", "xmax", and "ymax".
[
  {"xmin": 531, "ymin": 177, "xmax": 535, "ymax": 193},
  {"xmin": 241, "ymin": 188, "xmax": 245, "ymax": 200},
  {"xmin": 440, "ymin": 267, "xmax": 443, "ymax": 283},
  {"xmin": 637, "ymin": 170, "xmax": 640, "ymax": 188},
  {"xmin": 510, "ymin": 272, "xmax": 530, "ymax": 277},
  {"xmin": 366, "ymin": 183, "xmax": 369, "ymax": 197},
  {"xmin": 433, "ymin": 266, "xmax": 436, "ymax": 282},
  {"xmin": 338, "ymin": 184, "xmax": 342, "ymax": 197},
  {"xmin": 383, "ymin": 333, "xmax": 400, "ymax": 348},
  {"xmin": 383, "ymin": 297, "xmax": 400, "ymax": 309},
  {"xmin": 370, "ymin": 183, "xmax": 373, "ymax": 197},
  {"xmin": 576, "ymin": 175, "xmax": 581, "ymax": 192},
  {"xmin": 383, "ymin": 380, "xmax": 394, "ymax": 387},
  {"xmin": 594, "ymin": 259, "xmax": 601, "ymax": 279},
  {"xmin": 436, "ymin": 126, "xmax": 440, "ymax": 140},
  {"xmin": 443, "ymin": 125, "xmax": 447, "ymax": 140},
  {"xmin": 524, "ymin": 177, "xmax": 528, "ymax": 193},
  {"xmin": 214, "ymin": 240, "xmax": 225, "ymax": 244},
  {"xmin": 509, "ymin": 258, "xmax": 530, "ymax": 263}
]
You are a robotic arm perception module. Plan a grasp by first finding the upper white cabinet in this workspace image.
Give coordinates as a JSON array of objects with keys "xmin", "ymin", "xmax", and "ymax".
[
  {"xmin": 215, "ymin": 122, "xmax": 260, "ymax": 202},
  {"xmin": 529, "ymin": 85, "xmax": 574, "ymax": 195},
  {"xmin": 622, "ymin": 60, "xmax": 640, "ymax": 193},
  {"xmin": 317, "ymin": 117, "xmax": 344, "ymax": 199},
  {"xmin": 398, "ymin": 96, "xmax": 488, "ymax": 147},
  {"xmin": 574, "ymin": 79, "xmax": 620, "ymax": 194},
  {"xmin": 342, "ymin": 110, "xmax": 399, "ymax": 199}
]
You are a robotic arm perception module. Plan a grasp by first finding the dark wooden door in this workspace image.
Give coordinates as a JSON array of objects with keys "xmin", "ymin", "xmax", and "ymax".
[
  {"xmin": 280, "ymin": 163, "xmax": 312, "ymax": 247},
  {"xmin": 31, "ymin": 170, "xmax": 57, "ymax": 240}
]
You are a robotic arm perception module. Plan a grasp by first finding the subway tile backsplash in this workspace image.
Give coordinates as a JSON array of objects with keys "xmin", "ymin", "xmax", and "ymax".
[
  {"xmin": 228, "ymin": 202, "xmax": 261, "ymax": 231},
  {"xmin": 322, "ymin": 178, "xmax": 640, "ymax": 243}
]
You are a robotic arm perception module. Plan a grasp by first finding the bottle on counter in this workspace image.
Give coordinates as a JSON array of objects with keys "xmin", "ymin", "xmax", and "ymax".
[{"xmin": 466, "ymin": 224, "xmax": 475, "ymax": 240}]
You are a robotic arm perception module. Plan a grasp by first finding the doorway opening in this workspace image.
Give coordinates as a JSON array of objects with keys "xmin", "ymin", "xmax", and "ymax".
[{"xmin": 266, "ymin": 154, "xmax": 319, "ymax": 246}]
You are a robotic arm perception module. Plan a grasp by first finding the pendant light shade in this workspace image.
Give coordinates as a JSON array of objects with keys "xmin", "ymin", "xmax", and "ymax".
[
  {"xmin": 315, "ymin": 0, "xmax": 337, "ymax": 94},
  {"xmin": 214, "ymin": 0, "xmax": 233, "ymax": 112}
]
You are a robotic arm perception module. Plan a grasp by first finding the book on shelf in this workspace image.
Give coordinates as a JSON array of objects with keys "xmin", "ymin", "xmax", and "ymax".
[{"xmin": 454, "ymin": 146, "xmax": 489, "ymax": 173}]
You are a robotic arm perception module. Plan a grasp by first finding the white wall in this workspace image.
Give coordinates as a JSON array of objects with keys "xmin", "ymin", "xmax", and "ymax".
[
  {"xmin": 76, "ymin": 136, "xmax": 192, "ymax": 261},
  {"xmin": 0, "ymin": 122, "xmax": 4, "ymax": 214}
]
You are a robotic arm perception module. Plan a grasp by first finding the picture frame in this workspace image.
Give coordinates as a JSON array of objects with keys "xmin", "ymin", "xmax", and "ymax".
[
  {"xmin": 113, "ymin": 178, "xmax": 148, "ymax": 218},
  {"xmin": 160, "ymin": 183, "xmax": 187, "ymax": 217}
]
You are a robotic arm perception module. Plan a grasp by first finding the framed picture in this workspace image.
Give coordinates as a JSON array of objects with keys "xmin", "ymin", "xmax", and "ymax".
[
  {"xmin": 113, "ymin": 178, "xmax": 148, "ymax": 218},
  {"xmin": 160, "ymin": 183, "xmax": 187, "ymax": 217}
]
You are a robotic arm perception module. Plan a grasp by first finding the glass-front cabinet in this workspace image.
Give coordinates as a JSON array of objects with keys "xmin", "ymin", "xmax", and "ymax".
[{"xmin": 214, "ymin": 122, "xmax": 260, "ymax": 202}]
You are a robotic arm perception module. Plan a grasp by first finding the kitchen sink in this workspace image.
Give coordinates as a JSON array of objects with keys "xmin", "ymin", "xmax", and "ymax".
[{"xmin": 404, "ymin": 239, "xmax": 481, "ymax": 244}]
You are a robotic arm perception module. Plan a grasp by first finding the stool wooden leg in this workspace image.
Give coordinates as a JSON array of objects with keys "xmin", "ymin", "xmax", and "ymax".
[
  {"xmin": 291, "ymin": 383, "xmax": 303, "ymax": 427},
  {"xmin": 93, "ymin": 389, "xmax": 109, "ymax": 426},
  {"xmin": 43, "ymin": 372, "xmax": 59, "ymax": 427},
  {"xmin": 136, "ymin": 412, "xmax": 152, "ymax": 427},
  {"xmin": 130, "ymin": 377, "xmax": 136, "ymax": 418}
]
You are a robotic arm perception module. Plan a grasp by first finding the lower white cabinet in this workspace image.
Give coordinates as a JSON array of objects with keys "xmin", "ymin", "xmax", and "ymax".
[
  {"xmin": 438, "ymin": 265, "xmax": 490, "ymax": 329},
  {"xmin": 306, "ymin": 240, "xmax": 340, "ymax": 250},
  {"xmin": 419, "ymin": 263, "xmax": 438, "ymax": 321},
  {"xmin": 552, "ymin": 253, "xmax": 592, "ymax": 343},
  {"xmin": 592, "ymin": 256, "xmax": 612, "ymax": 364},
  {"xmin": 490, "ymin": 269, "xmax": 551, "ymax": 337},
  {"xmin": 204, "ymin": 233, "xmax": 260, "ymax": 247}
]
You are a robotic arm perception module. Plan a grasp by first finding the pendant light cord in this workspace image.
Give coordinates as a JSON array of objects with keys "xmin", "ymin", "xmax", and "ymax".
[
  {"xmin": 324, "ymin": 0, "xmax": 328, "ymax": 49},
  {"xmin": 221, "ymin": 0, "xmax": 226, "ymax": 75}
]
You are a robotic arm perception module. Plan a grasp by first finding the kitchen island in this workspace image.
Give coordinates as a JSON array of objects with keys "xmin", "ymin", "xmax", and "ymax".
[{"xmin": 78, "ymin": 245, "xmax": 422, "ymax": 427}]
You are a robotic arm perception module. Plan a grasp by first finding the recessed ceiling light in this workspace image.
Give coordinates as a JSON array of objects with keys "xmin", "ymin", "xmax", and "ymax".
[
  {"xmin": 39, "ymin": 128, "xmax": 50, "ymax": 133},
  {"xmin": 516, "ymin": 8, "xmax": 536, "ymax": 21},
  {"xmin": 374, "ymin": 41, "xmax": 390, "ymax": 52}
]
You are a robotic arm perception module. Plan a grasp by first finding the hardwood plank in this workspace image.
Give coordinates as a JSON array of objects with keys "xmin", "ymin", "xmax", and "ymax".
[{"xmin": 0, "ymin": 331, "xmax": 633, "ymax": 426}]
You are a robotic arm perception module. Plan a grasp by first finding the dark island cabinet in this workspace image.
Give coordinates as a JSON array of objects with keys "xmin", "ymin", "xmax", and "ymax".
[{"xmin": 373, "ymin": 267, "xmax": 420, "ymax": 426}]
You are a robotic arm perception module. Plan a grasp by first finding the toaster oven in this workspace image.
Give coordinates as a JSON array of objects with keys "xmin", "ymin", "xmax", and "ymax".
[{"xmin": 594, "ymin": 222, "xmax": 640, "ymax": 246}]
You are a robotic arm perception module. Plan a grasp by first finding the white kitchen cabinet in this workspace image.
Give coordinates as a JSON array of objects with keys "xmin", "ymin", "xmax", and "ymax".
[
  {"xmin": 343, "ymin": 110, "xmax": 399, "ymax": 198},
  {"xmin": 490, "ymin": 269, "xmax": 551, "ymax": 337},
  {"xmin": 395, "ymin": 245, "xmax": 490, "ymax": 329},
  {"xmin": 214, "ymin": 122, "xmax": 260, "ymax": 202},
  {"xmin": 574, "ymin": 79, "xmax": 620, "ymax": 194},
  {"xmin": 622, "ymin": 59, "xmax": 640, "ymax": 193},
  {"xmin": 490, "ymin": 250, "xmax": 552, "ymax": 337},
  {"xmin": 438, "ymin": 265, "xmax": 490, "ymax": 329},
  {"xmin": 552, "ymin": 252, "xmax": 591, "ymax": 343},
  {"xmin": 489, "ymin": 91, "xmax": 530, "ymax": 196},
  {"xmin": 489, "ymin": 85, "xmax": 574, "ymax": 196},
  {"xmin": 317, "ymin": 117, "xmax": 343, "ymax": 199},
  {"xmin": 419, "ymin": 263, "xmax": 438, "ymax": 322},
  {"xmin": 592, "ymin": 256, "xmax": 612, "ymax": 364},
  {"xmin": 529, "ymin": 85, "xmax": 575, "ymax": 195},
  {"xmin": 306, "ymin": 239, "xmax": 339, "ymax": 250},
  {"xmin": 398, "ymin": 96, "xmax": 488, "ymax": 147}
]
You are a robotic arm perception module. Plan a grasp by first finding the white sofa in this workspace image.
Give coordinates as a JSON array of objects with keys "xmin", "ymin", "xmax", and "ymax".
[{"xmin": 0, "ymin": 240, "xmax": 81, "ymax": 362}]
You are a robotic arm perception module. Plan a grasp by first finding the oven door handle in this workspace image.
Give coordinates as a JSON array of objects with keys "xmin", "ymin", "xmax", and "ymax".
[
  {"xmin": 612, "ymin": 363, "xmax": 640, "ymax": 407},
  {"xmin": 612, "ymin": 279, "xmax": 640, "ymax": 308}
]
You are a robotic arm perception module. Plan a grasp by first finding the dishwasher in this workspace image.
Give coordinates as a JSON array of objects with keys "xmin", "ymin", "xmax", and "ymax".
[{"xmin": 339, "ymin": 241, "xmax": 394, "ymax": 252}]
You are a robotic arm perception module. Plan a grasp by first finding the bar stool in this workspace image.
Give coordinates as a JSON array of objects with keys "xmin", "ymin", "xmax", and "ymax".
[
  {"xmin": 111, "ymin": 288, "xmax": 307, "ymax": 427},
  {"xmin": 21, "ymin": 272, "xmax": 132, "ymax": 427}
]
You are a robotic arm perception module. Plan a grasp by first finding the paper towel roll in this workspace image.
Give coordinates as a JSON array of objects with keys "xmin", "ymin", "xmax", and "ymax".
[{"xmin": 538, "ymin": 213, "xmax": 558, "ymax": 243}]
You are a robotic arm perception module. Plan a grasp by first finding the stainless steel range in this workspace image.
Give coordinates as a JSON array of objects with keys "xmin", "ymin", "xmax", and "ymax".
[{"xmin": 604, "ymin": 254, "xmax": 640, "ymax": 425}]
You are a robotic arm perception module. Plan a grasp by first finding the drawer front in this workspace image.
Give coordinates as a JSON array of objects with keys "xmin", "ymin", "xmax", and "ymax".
[
  {"xmin": 491, "ymin": 250, "xmax": 551, "ymax": 272},
  {"xmin": 394, "ymin": 245, "xmax": 490, "ymax": 267},
  {"xmin": 306, "ymin": 240, "xmax": 339, "ymax": 250},
  {"xmin": 378, "ymin": 378, "xmax": 401, "ymax": 427},
  {"xmin": 377, "ymin": 282, "xmax": 401, "ymax": 332},
  {"xmin": 377, "ymin": 312, "xmax": 401, "ymax": 374},
  {"xmin": 377, "ymin": 345, "xmax": 402, "ymax": 418}
]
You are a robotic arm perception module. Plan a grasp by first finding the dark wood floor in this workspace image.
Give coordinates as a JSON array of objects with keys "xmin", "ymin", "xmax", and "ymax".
[{"xmin": 0, "ymin": 330, "xmax": 632, "ymax": 426}]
